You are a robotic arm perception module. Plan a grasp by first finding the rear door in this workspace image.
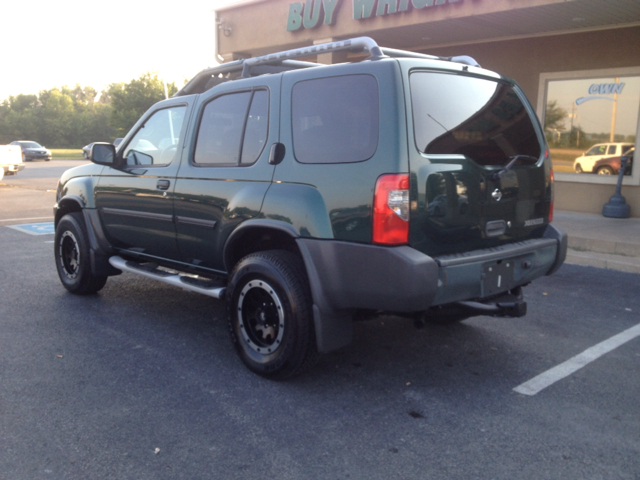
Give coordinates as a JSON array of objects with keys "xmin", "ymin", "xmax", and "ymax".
[
  {"xmin": 172, "ymin": 75, "xmax": 279, "ymax": 273},
  {"xmin": 407, "ymin": 68, "xmax": 552, "ymax": 257}
]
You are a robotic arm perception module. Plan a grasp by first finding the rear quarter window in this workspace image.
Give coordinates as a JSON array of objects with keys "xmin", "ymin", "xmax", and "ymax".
[{"xmin": 292, "ymin": 74, "xmax": 379, "ymax": 164}]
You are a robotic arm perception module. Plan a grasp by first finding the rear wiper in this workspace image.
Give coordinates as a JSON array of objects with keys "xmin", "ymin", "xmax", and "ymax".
[{"xmin": 490, "ymin": 155, "xmax": 538, "ymax": 181}]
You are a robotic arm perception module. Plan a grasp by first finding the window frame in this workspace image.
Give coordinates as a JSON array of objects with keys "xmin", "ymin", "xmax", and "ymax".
[
  {"xmin": 119, "ymin": 104, "xmax": 189, "ymax": 169},
  {"xmin": 537, "ymin": 66, "xmax": 640, "ymax": 186},
  {"xmin": 191, "ymin": 87, "xmax": 270, "ymax": 168}
]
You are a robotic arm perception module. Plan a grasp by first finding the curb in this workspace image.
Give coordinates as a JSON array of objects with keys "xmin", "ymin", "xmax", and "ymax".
[{"xmin": 565, "ymin": 248, "xmax": 640, "ymax": 274}]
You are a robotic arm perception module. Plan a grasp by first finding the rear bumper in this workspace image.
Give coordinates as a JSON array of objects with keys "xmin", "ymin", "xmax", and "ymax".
[
  {"xmin": 298, "ymin": 224, "xmax": 567, "ymax": 352},
  {"xmin": 298, "ymin": 224, "xmax": 566, "ymax": 315},
  {"xmin": 2, "ymin": 164, "xmax": 25, "ymax": 173},
  {"xmin": 24, "ymin": 153, "xmax": 51, "ymax": 161}
]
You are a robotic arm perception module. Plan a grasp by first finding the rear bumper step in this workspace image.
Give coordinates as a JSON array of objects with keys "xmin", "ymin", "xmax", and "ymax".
[{"xmin": 108, "ymin": 256, "xmax": 226, "ymax": 299}]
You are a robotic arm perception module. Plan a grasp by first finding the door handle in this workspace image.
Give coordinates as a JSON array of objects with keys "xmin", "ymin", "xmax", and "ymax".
[{"xmin": 157, "ymin": 179, "xmax": 171, "ymax": 191}]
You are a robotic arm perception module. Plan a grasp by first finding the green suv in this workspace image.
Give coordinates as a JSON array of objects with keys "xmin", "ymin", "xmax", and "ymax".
[{"xmin": 54, "ymin": 37, "xmax": 567, "ymax": 379}]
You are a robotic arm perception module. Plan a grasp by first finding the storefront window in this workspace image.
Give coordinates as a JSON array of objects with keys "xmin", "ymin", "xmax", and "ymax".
[{"xmin": 540, "ymin": 69, "xmax": 639, "ymax": 180}]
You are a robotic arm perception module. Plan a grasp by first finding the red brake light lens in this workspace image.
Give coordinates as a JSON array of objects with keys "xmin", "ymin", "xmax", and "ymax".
[{"xmin": 373, "ymin": 174, "xmax": 410, "ymax": 245}]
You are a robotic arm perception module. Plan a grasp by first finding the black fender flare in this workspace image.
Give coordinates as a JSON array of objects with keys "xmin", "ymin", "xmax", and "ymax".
[{"xmin": 223, "ymin": 219, "xmax": 353, "ymax": 354}]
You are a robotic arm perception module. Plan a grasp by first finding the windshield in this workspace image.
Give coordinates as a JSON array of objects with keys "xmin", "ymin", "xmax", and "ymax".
[
  {"xmin": 18, "ymin": 141, "xmax": 43, "ymax": 149},
  {"xmin": 410, "ymin": 72, "xmax": 541, "ymax": 166}
]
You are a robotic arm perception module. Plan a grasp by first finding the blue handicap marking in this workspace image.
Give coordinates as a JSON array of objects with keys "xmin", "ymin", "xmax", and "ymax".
[{"xmin": 7, "ymin": 222, "xmax": 55, "ymax": 235}]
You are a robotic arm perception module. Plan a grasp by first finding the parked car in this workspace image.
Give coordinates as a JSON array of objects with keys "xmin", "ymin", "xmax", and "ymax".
[
  {"xmin": 54, "ymin": 37, "xmax": 566, "ymax": 379},
  {"xmin": 593, "ymin": 148, "xmax": 635, "ymax": 175},
  {"xmin": 0, "ymin": 144, "xmax": 25, "ymax": 180},
  {"xmin": 573, "ymin": 142, "xmax": 634, "ymax": 173},
  {"xmin": 82, "ymin": 143, "xmax": 95, "ymax": 159},
  {"xmin": 9, "ymin": 141, "xmax": 52, "ymax": 162}
]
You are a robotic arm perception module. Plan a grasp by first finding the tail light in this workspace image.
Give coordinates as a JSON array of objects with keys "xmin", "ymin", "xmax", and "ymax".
[{"xmin": 373, "ymin": 174, "xmax": 410, "ymax": 245}]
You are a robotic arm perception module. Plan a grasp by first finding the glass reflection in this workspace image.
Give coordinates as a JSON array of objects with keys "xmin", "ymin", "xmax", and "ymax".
[{"xmin": 544, "ymin": 75, "xmax": 639, "ymax": 175}]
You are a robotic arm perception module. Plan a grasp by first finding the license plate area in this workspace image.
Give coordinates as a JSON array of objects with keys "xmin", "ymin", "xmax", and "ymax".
[{"xmin": 482, "ymin": 259, "xmax": 514, "ymax": 296}]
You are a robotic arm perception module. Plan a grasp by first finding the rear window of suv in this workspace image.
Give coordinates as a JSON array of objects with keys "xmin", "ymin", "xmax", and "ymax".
[
  {"xmin": 410, "ymin": 72, "xmax": 541, "ymax": 166},
  {"xmin": 292, "ymin": 74, "xmax": 379, "ymax": 164}
]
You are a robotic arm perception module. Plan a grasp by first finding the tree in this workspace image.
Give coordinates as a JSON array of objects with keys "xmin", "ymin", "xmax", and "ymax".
[
  {"xmin": 0, "ymin": 72, "xmax": 178, "ymax": 147},
  {"xmin": 544, "ymin": 100, "xmax": 567, "ymax": 131},
  {"xmin": 107, "ymin": 72, "xmax": 177, "ymax": 138}
]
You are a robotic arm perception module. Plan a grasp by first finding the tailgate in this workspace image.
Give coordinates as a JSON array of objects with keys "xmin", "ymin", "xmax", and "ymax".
[{"xmin": 408, "ymin": 70, "xmax": 552, "ymax": 257}]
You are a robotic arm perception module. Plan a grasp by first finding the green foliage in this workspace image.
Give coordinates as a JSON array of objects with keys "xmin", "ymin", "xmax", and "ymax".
[
  {"xmin": 544, "ymin": 100, "xmax": 567, "ymax": 132},
  {"xmin": 0, "ymin": 72, "xmax": 179, "ymax": 148},
  {"xmin": 107, "ymin": 72, "xmax": 178, "ymax": 138}
]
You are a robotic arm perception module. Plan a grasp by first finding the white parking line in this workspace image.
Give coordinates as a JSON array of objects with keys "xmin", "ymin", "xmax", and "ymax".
[
  {"xmin": 514, "ymin": 323, "xmax": 640, "ymax": 396},
  {"xmin": 0, "ymin": 216, "xmax": 53, "ymax": 223}
]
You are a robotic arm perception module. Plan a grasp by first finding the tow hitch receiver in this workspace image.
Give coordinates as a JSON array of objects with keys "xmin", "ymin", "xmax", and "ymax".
[
  {"xmin": 417, "ymin": 287, "xmax": 527, "ymax": 326},
  {"xmin": 458, "ymin": 287, "xmax": 527, "ymax": 318}
]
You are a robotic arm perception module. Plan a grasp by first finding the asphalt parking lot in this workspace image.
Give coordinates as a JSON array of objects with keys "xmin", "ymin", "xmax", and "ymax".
[{"xmin": 1, "ymin": 161, "xmax": 639, "ymax": 479}]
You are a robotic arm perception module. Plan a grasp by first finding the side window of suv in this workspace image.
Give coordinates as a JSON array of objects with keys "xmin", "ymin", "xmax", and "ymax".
[
  {"xmin": 123, "ymin": 106, "xmax": 186, "ymax": 166},
  {"xmin": 292, "ymin": 74, "xmax": 379, "ymax": 164},
  {"xmin": 194, "ymin": 90, "xmax": 269, "ymax": 166}
]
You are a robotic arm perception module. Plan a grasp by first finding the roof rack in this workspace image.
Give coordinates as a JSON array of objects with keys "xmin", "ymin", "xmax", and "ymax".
[{"xmin": 174, "ymin": 37, "xmax": 480, "ymax": 97}]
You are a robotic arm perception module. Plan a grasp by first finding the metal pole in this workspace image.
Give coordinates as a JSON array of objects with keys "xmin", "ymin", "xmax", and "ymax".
[{"xmin": 602, "ymin": 155, "xmax": 630, "ymax": 218}]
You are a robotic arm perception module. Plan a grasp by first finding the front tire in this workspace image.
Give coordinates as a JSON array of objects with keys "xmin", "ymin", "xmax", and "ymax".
[
  {"xmin": 55, "ymin": 213, "xmax": 107, "ymax": 294},
  {"xmin": 574, "ymin": 163, "xmax": 583, "ymax": 173},
  {"xmin": 227, "ymin": 250, "xmax": 318, "ymax": 379},
  {"xmin": 596, "ymin": 166, "xmax": 614, "ymax": 175}
]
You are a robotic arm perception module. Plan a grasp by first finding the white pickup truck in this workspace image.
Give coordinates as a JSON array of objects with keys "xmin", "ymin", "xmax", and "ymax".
[{"xmin": 0, "ymin": 144, "xmax": 25, "ymax": 181}]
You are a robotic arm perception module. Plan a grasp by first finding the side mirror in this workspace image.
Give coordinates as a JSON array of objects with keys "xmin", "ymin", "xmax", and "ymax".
[{"xmin": 91, "ymin": 143, "xmax": 116, "ymax": 166}]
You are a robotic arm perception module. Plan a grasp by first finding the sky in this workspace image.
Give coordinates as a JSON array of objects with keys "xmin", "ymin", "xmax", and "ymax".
[{"xmin": 0, "ymin": 0, "xmax": 236, "ymax": 101}]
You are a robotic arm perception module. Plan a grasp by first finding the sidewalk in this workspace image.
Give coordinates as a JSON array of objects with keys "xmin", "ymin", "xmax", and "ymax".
[{"xmin": 553, "ymin": 210, "xmax": 640, "ymax": 274}]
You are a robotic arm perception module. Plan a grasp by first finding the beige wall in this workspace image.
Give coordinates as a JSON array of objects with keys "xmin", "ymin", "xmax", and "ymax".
[
  {"xmin": 555, "ymin": 181, "xmax": 639, "ymax": 216},
  {"xmin": 421, "ymin": 26, "xmax": 640, "ymax": 110},
  {"xmin": 217, "ymin": 0, "xmax": 585, "ymax": 60}
]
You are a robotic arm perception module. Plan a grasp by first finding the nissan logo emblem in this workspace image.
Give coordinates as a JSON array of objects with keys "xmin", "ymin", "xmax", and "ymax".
[{"xmin": 492, "ymin": 189, "xmax": 503, "ymax": 201}]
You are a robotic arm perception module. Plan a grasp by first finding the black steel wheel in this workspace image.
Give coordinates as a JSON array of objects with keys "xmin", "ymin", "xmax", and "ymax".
[
  {"xmin": 227, "ymin": 250, "xmax": 318, "ymax": 379},
  {"xmin": 54, "ymin": 212, "xmax": 107, "ymax": 294}
]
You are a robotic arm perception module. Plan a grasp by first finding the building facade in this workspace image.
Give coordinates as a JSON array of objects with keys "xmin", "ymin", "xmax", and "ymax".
[{"xmin": 215, "ymin": 0, "xmax": 640, "ymax": 216}]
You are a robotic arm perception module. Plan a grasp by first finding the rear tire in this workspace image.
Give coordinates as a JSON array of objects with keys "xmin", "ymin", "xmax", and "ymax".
[
  {"xmin": 55, "ymin": 213, "xmax": 107, "ymax": 294},
  {"xmin": 227, "ymin": 250, "xmax": 319, "ymax": 379}
]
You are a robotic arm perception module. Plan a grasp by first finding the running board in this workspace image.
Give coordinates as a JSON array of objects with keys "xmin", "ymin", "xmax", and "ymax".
[{"xmin": 108, "ymin": 256, "xmax": 226, "ymax": 299}]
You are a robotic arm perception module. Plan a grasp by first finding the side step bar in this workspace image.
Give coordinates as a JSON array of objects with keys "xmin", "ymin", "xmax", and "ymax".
[{"xmin": 108, "ymin": 256, "xmax": 226, "ymax": 299}]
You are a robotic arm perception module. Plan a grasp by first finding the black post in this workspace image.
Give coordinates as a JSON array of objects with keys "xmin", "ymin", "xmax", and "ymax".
[{"xmin": 602, "ymin": 155, "xmax": 630, "ymax": 218}]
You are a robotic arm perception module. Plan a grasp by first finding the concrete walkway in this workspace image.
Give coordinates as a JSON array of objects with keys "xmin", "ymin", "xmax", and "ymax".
[{"xmin": 553, "ymin": 210, "xmax": 640, "ymax": 274}]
